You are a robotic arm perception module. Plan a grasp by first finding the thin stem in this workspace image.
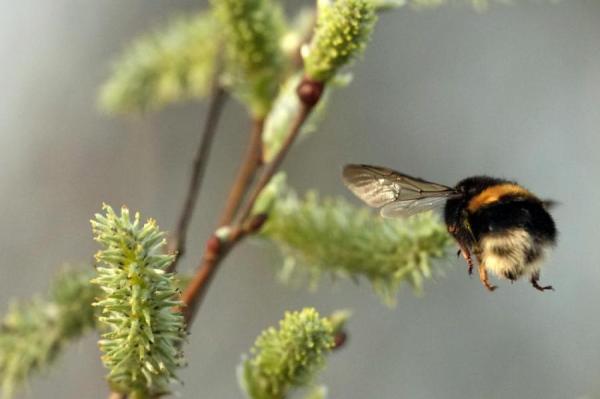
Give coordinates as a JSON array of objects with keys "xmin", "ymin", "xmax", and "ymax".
[
  {"xmin": 217, "ymin": 118, "xmax": 265, "ymax": 227},
  {"xmin": 180, "ymin": 116, "xmax": 265, "ymax": 326},
  {"xmin": 180, "ymin": 117, "xmax": 265, "ymax": 325},
  {"xmin": 182, "ymin": 80, "xmax": 322, "ymax": 327},
  {"xmin": 236, "ymin": 103, "xmax": 312, "ymax": 223},
  {"xmin": 167, "ymin": 86, "xmax": 228, "ymax": 273},
  {"xmin": 181, "ymin": 216, "xmax": 265, "ymax": 324}
]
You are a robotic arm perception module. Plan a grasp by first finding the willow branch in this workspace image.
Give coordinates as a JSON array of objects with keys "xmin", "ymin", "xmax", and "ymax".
[
  {"xmin": 180, "ymin": 117, "xmax": 265, "ymax": 324},
  {"xmin": 217, "ymin": 118, "xmax": 265, "ymax": 227},
  {"xmin": 181, "ymin": 214, "xmax": 266, "ymax": 324},
  {"xmin": 181, "ymin": 78, "xmax": 324, "ymax": 328},
  {"xmin": 235, "ymin": 104, "xmax": 311, "ymax": 224},
  {"xmin": 167, "ymin": 85, "xmax": 228, "ymax": 273}
]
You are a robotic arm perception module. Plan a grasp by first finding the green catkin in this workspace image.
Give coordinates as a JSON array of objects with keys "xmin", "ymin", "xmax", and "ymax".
[
  {"xmin": 91, "ymin": 204, "xmax": 185, "ymax": 397},
  {"xmin": 304, "ymin": 0, "xmax": 377, "ymax": 82},
  {"xmin": 0, "ymin": 269, "xmax": 99, "ymax": 399},
  {"xmin": 99, "ymin": 12, "xmax": 219, "ymax": 113},
  {"xmin": 258, "ymin": 175, "xmax": 452, "ymax": 305},
  {"xmin": 212, "ymin": 0, "xmax": 287, "ymax": 117},
  {"xmin": 238, "ymin": 308, "xmax": 335, "ymax": 399}
]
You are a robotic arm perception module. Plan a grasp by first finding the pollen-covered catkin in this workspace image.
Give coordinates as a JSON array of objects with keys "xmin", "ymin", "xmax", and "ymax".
[{"xmin": 91, "ymin": 204, "xmax": 185, "ymax": 397}]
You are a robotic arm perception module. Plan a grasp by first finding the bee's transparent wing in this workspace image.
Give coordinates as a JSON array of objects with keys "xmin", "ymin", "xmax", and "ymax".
[
  {"xmin": 380, "ymin": 196, "xmax": 451, "ymax": 218},
  {"xmin": 342, "ymin": 164, "xmax": 461, "ymax": 218}
]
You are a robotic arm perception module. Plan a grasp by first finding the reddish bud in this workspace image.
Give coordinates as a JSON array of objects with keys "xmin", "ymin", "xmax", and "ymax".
[
  {"xmin": 297, "ymin": 78, "xmax": 325, "ymax": 107},
  {"xmin": 205, "ymin": 235, "xmax": 221, "ymax": 255},
  {"xmin": 333, "ymin": 331, "xmax": 347, "ymax": 350},
  {"xmin": 246, "ymin": 213, "xmax": 269, "ymax": 232}
]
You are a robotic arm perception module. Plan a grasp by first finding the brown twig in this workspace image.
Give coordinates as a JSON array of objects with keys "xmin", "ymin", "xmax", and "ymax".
[
  {"xmin": 181, "ymin": 78, "xmax": 324, "ymax": 328},
  {"xmin": 181, "ymin": 214, "xmax": 267, "ymax": 324},
  {"xmin": 235, "ymin": 104, "xmax": 311, "ymax": 224},
  {"xmin": 179, "ymin": 116, "xmax": 265, "ymax": 325},
  {"xmin": 167, "ymin": 86, "xmax": 228, "ymax": 273},
  {"xmin": 217, "ymin": 118, "xmax": 265, "ymax": 227}
]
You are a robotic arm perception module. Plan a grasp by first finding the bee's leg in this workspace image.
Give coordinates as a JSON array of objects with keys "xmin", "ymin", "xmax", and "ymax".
[
  {"xmin": 448, "ymin": 225, "xmax": 474, "ymax": 276},
  {"xmin": 530, "ymin": 272, "xmax": 554, "ymax": 292},
  {"xmin": 478, "ymin": 261, "xmax": 497, "ymax": 292},
  {"xmin": 458, "ymin": 244, "xmax": 474, "ymax": 276}
]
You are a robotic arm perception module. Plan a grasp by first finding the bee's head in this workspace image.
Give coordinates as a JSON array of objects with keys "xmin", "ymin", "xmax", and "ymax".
[{"xmin": 445, "ymin": 176, "xmax": 510, "ymax": 242}]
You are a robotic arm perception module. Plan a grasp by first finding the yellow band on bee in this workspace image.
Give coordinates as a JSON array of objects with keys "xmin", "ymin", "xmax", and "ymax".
[{"xmin": 467, "ymin": 184, "xmax": 534, "ymax": 213}]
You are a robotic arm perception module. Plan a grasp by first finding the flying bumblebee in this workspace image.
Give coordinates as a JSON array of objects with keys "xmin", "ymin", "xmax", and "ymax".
[{"xmin": 342, "ymin": 164, "xmax": 557, "ymax": 292}]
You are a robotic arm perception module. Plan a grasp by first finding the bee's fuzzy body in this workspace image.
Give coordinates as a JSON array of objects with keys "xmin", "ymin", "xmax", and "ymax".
[
  {"xmin": 341, "ymin": 164, "xmax": 558, "ymax": 291},
  {"xmin": 445, "ymin": 176, "xmax": 557, "ymax": 289}
]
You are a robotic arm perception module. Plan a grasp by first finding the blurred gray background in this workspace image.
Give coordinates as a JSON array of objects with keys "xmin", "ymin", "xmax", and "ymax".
[{"xmin": 1, "ymin": 1, "xmax": 599, "ymax": 398}]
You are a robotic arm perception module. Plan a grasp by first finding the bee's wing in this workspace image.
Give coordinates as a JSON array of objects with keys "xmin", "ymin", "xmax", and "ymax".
[
  {"xmin": 380, "ymin": 196, "xmax": 452, "ymax": 218},
  {"xmin": 342, "ymin": 164, "xmax": 461, "ymax": 218}
]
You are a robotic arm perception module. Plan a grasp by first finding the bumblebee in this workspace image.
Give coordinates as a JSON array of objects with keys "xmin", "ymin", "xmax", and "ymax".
[{"xmin": 342, "ymin": 164, "xmax": 557, "ymax": 292}]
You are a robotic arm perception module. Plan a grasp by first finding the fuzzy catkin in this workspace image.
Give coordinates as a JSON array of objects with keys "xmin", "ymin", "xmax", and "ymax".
[
  {"xmin": 99, "ymin": 11, "xmax": 219, "ymax": 113},
  {"xmin": 0, "ymin": 269, "xmax": 99, "ymax": 399},
  {"xmin": 91, "ymin": 204, "xmax": 185, "ymax": 397},
  {"xmin": 212, "ymin": 0, "xmax": 287, "ymax": 117},
  {"xmin": 304, "ymin": 0, "xmax": 377, "ymax": 82},
  {"xmin": 258, "ymin": 176, "xmax": 452, "ymax": 305},
  {"xmin": 238, "ymin": 308, "xmax": 334, "ymax": 399}
]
